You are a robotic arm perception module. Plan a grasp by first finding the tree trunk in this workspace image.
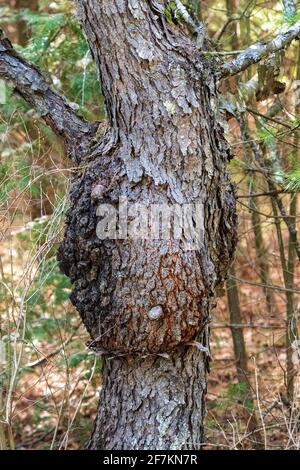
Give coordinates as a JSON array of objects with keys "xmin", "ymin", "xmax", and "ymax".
[
  {"xmin": 227, "ymin": 266, "xmax": 248, "ymax": 384},
  {"xmin": 57, "ymin": 0, "xmax": 237, "ymax": 450},
  {"xmin": 89, "ymin": 345, "xmax": 208, "ymax": 450}
]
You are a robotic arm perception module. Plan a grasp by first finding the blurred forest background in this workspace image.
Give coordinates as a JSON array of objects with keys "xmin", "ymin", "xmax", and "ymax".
[{"xmin": 1, "ymin": 0, "xmax": 300, "ymax": 450}]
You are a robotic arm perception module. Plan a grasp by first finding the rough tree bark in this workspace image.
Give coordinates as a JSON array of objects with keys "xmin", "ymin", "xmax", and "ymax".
[
  {"xmin": 2, "ymin": 0, "xmax": 299, "ymax": 451},
  {"xmin": 56, "ymin": 0, "xmax": 236, "ymax": 449}
]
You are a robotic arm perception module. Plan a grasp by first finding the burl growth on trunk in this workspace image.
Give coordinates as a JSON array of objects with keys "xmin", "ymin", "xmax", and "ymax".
[{"xmin": 58, "ymin": 0, "xmax": 237, "ymax": 357}]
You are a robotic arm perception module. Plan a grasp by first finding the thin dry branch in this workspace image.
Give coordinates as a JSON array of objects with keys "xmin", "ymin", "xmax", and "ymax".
[
  {"xmin": 220, "ymin": 20, "xmax": 300, "ymax": 77},
  {"xmin": 24, "ymin": 324, "xmax": 81, "ymax": 369}
]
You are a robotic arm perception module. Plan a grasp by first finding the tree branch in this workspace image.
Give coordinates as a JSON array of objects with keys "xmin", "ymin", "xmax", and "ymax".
[
  {"xmin": 0, "ymin": 35, "xmax": 97, "ymax": 161},
  {"xmin": 220, "ymin": 20, "xmax": 300, "ymax": 78},
  {"xmin": 174, "ymin": 0, "xmax": 206, "ymax": 48}
]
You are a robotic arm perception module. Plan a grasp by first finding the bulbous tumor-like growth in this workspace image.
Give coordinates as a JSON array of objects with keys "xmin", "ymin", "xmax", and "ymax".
[{"xmin": 57, "ymin": 0, "xmax": 236, "ymax": 357}]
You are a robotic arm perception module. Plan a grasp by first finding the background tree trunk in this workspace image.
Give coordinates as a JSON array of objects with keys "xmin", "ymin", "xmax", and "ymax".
[{"xmin": 57, "ymin": 0, "xmax": 237, "ymax": 449}]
